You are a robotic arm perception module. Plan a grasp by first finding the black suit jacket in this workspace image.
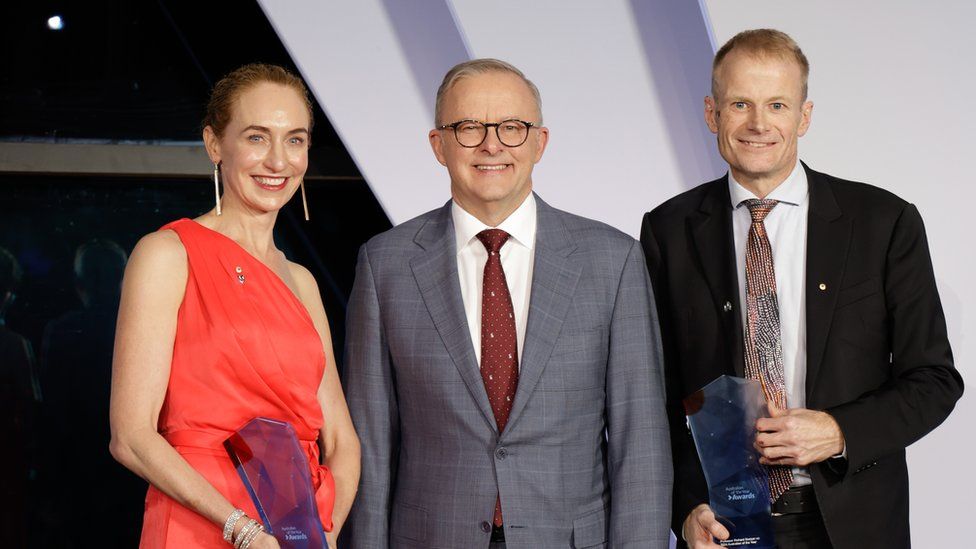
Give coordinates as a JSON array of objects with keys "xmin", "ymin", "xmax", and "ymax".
[{"xmin": 640, "ymin": 163, "xmax": 963, "ymax": 548}]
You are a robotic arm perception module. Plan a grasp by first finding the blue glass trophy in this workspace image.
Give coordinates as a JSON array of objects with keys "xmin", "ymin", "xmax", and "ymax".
[
  {"xmin": 224, "ymin": 417, "xmax": 328, "ymax": 548},
  {"xmin": 684, "ymin": 375, "xmax": 774, "ymax": 548}
]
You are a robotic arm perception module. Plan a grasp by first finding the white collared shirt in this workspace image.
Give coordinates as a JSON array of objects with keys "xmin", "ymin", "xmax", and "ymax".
[
  {"xmin": 453, "ymin": 194, "xmax": 537, "ymax": 369},
  {"xmin": 729, "ymin": 161, "xmax": 811, "ymax": 486}
]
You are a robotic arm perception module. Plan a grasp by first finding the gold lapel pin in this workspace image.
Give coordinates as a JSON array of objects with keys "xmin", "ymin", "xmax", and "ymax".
[{"xmin": 818, "ymin": 283, "xmax": 827, "ymax": 291}]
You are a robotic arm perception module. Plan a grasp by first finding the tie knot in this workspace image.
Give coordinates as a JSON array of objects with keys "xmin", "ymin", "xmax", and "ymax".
[
  {"xmin": 742, "ymin": 199, "xmax": 779, "ymax": 223},
  {"xmin": 477, "ymin": 229, "xmax": 511, "ymax": 254}
]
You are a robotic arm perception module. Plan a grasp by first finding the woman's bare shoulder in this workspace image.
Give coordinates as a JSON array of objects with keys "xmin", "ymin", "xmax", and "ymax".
[{"xmin": 125, "ymin": 228, "xmax": 188, "ymax": 283}]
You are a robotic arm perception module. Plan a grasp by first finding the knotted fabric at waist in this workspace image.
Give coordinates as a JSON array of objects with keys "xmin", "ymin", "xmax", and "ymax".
[
  {"xmin": 164, "ymin": 427, "xmax": 318, "ymax": 452},
  {"xmin": 163, "ymin": 426, "xmax": 336, "ymax": 532}
]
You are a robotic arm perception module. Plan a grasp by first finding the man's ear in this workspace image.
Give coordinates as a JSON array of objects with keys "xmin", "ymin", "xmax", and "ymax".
[
  {"xmin": 704, "ymin": 96, "xmax": 719, "ymax": 134},
  {"xmin": 797, "ymin": 101, "xmax": 814, "ymax": 137},
  {"xmin": 532, "ymin": 126, "xmax": 549, "ymax": 163},
  {"xmin": 429, "ymin": 129, "xmax": 448, "ymax": 167}
]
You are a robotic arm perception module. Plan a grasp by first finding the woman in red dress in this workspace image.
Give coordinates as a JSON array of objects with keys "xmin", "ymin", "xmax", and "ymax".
[{"xmin": 110, "ymin": 64, "xmax": 360, "ymax": 549}]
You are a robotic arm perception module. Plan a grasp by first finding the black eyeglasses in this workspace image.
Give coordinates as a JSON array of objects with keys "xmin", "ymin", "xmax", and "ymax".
[{"xmin": 437, "ymin": 119, "xmax": 536, "ymax": 148}]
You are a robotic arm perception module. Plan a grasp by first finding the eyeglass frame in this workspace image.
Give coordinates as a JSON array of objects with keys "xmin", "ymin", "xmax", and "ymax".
[{"xmin": 436, "ymin": 118, "xmax": 538, "ymax": 148}]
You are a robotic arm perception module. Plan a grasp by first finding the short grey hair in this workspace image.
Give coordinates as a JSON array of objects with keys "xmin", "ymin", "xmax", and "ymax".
[{"xmin": 434, "ymin": 58, "xmax": 543, "ymax": 126}]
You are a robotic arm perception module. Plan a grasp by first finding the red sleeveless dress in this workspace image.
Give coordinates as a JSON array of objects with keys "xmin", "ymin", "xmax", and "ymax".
[{"xmin": 139, "ymin": 218, "xmax": 335, "ymax": 548}]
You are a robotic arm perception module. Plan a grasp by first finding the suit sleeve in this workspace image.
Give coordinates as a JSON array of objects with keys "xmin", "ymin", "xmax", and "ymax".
[
  {"xmin": 342, "ymin": 244, "xmax": 398, "ymax": 549},
  {"xmin": 606, "ymin": 239, "xmax": 673, "ymax": 548},
  {"xmin": 640, "ymin": 212, "xmax": 709, "ymax": 544},
  {"xmin": 827, "ymin": 203, "xmax": 963, "ymax": 475}
]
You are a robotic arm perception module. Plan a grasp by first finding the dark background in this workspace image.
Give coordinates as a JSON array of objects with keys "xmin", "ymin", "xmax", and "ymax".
[{"xmin": 1, "ymin": 2, "xmax": 390, "ymax": 546}]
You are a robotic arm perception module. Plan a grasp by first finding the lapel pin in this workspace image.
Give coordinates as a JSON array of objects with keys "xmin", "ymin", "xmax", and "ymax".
[
  {"xmin": 723, "ymin": 301, "xmax": 733, "ymax": 312},
  {"xmin": 818, "ymin": 283, "xmax": 827, "ymax": 291}
]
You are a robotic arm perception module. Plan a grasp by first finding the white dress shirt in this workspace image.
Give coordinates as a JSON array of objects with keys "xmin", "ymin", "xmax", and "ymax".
[
  {"xmin": 453, "ymin": 194, "xmax": 537, "ymax": 369},
  {"xmin": 729, "ymin": 161, "xmax": 811, "ymax": 486}
]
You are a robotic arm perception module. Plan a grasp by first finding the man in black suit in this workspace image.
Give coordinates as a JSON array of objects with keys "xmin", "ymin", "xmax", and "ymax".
[{"xmin": 641, "ymin": 29, "xmax": 963, "ymax": 549}]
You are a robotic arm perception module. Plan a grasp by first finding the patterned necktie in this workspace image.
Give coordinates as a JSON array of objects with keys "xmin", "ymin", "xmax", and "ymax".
[
  {"xmin": 741, "ymin": 199, "xmax": 793, "ymax": 502},
  {"xmin": 477, "ymin": 228, "xmax": 519, "ymax": 527}
]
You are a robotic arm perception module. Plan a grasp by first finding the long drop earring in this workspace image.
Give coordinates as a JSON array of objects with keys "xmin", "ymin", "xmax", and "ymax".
[
  {"xmin": 213, "ymin": 162, "xmax": 222, "ymax": 216},
  {"xmin": 300, "ymin": 179, "xmax": 309, "ymax": 221}
]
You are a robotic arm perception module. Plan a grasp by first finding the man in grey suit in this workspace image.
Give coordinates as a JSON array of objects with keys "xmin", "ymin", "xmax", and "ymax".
[{"xmin": 343, "ymin": 59, "xmax": 671, "ymax": 548}]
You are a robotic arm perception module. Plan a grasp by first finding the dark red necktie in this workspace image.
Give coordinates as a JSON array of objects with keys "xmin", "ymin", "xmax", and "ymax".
[{"xmin": 477, "ymin": 228, "xmax": 519, "ymax": 527}]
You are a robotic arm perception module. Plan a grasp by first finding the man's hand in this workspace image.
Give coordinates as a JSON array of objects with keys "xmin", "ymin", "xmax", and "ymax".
[
  {"xmin": 755, "ymin": 404, "xmax": 845, "ymax": 466},
  {"xmin": 682, "ymin": 504, "xmax": 729, "ymax": 548}
]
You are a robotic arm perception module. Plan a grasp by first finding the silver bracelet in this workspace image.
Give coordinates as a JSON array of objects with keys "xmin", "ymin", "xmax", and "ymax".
[
  {"xmin": 234, "ymin": 519, "xmax": 259, "ymax": 549},
  {"xmin": 239, "ymin": 523, "xmax": 265, "ymax": 549},
  {"xmin": 223, "ymin": 509, "xmax": 246, "ymax": 543},
  {"xmin": 233, "ymin": 521, "xmax": 250, "ymax": 549}
]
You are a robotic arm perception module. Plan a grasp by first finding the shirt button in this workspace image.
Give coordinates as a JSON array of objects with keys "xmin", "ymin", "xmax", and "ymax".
[
  {"xmin": 495, "ymin": 447, "xmax": 508, "ymax": 460},
  {"xmin": 481, "ymin": 521, "xmax": 492, "ymax": 533}
]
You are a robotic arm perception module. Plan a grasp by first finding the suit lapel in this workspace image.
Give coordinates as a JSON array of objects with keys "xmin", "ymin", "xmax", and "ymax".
[
  {"xmin": 410, "ymin": 202, "xmax": 497, "ymax": 430},
  {"xmin": 690, "ymin": 178, "xmax": 745, "ymax": 376},
  {"xmin": 506, "ymin": 196, "xmax": 581, "ymax": 434},
  {"xmin": 803, "ymin": 165, "xmax": 851, "ymax": 397}
]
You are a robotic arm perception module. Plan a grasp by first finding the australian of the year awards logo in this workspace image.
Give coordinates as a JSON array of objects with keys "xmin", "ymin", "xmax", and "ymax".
[
  {"xmin": 726, "ymin": 484, "xmax": 757, "ymax": 502},
  {"xmin": 281, "ymin": 525, "xmax": 309, "ymax": 541}
]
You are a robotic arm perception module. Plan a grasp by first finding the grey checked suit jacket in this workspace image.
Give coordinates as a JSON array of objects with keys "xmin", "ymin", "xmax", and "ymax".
[{"xmin": 343, "ymin": 195, "xmax": 672, "ymax": 548}]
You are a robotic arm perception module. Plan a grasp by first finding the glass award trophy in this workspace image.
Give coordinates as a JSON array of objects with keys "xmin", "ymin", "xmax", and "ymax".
[
  {"xmin": 224, "ymin": 417, "xmax": 328, "ymax": 548},
  {"xmin": 684, "ymin": 375, "xmax": 774, "ymax": 548}
]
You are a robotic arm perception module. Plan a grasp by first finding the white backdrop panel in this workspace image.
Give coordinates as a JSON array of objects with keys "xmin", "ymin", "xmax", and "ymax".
[
  {"xmin": 448, "ymin": 0, "xmax": 721, "ymax": 236},
  {"xmin": 257, "ymin": 0, "xmax": 456, "ymax": 220},
  {"xmin": 260, "ymin": 1, "xmax": 970, "ymax": 544}
]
